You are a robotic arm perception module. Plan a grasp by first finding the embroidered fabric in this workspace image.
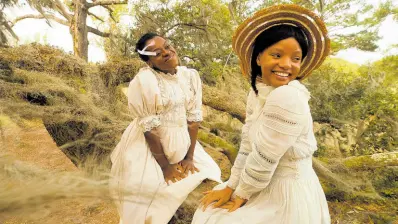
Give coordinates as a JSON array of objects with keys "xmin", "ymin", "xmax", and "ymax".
[
  {"xmin": 229, "ymin": 82, "xmax": 311, "ymax": 200},
  {"xmin": 138, "ymin": 115, "xmax": 161, "ymax": 132},
  {"xmin": 187, "ymin": 110, "xmax": 203, "ymax": 122},
  {"xmin": 227, "ymin": 90, "xmax": 259, "ymax": 190}
]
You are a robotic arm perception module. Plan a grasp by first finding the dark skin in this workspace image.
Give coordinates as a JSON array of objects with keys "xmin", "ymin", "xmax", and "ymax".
[
  {"xmin": 145, "ymin": 36, "xmax": 179, "ymax": 75},
  {"xmin": 144, "ymin": 128, "xmax": 185, "ymax": 183},
  {"xmin": 143, "ymin": 36, "xmax": 200, "ymax": 183},
  {"xmin": 180, "ymin": 121, "xmax": 200, "ymax": 175}
]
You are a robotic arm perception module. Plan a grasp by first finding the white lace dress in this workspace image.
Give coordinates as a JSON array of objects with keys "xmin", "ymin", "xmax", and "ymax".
[
  {"xmin": 192, "ymin": 81, "xmax": 330, "ymax": 224},
  {"xmin": 110, "ymin": 66, "xmax": 222, "ymax": 224}
]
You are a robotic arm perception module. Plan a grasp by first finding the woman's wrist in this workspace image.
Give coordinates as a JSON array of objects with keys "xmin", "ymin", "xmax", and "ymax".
[
  {"xmin": 160, "ymin": 163, "xmax": 171, "ymax": 171},
  {"xmin": 225, "ymin": 186, "xmax": 234, "ymax": 193},
  {"xmin": 185, "ymin": 153, "xmax": 194, "ymax": 161}
]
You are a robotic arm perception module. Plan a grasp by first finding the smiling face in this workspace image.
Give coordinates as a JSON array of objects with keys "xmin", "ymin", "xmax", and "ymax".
[
  {"xmin": 256, "ymin": 37, "xmax": 302, "ymax": 87},
  {"xmin": 145, "ymin": 36, "xmax": 179, "ymax": 74}
]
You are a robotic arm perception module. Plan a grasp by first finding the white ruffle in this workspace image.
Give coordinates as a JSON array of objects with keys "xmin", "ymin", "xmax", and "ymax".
[{"xmin": 138, "ymin": 115, "xmax": 161, "ymax": 132}]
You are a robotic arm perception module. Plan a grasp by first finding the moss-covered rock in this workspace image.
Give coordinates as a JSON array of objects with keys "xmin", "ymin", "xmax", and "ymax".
[
  {"xmin": 197, "ymin": 129, "xmax": 238, "ymax": 163},
  {"xmin": 343, "ymin": 152, "xmax": 398, "ymax": 171}
]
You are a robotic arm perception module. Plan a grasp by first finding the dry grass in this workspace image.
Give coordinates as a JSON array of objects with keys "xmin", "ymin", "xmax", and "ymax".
[
  {"xmin": 1, "ymin": 43, "xmax": 397, "ymax": 224},
  {"xmin": 0, "ymin": 153, "xmax": 114, "ymax": 220}
]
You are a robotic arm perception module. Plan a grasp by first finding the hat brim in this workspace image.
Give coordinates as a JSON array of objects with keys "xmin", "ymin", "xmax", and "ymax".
[{"xmin": 232, "ymin": 4, "xmax": 330, "ymax": 80}]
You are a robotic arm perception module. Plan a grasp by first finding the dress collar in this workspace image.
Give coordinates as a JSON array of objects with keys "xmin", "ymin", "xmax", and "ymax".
[
  {"xmin": 255, "ymin": 79, "xmax": 310, "ymax": 100},
  {"xmin": 256, "ymin": 82, "xmax": 275, "ymax": 100},
  {"xmin": 149, "ymin": 66, "xmax": 184, "ymax": 80}
]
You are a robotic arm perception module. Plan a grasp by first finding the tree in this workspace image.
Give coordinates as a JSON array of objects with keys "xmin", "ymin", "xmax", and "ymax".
[
  {"xmin": 10, "ymin": 0, "xmax": 128, "ymax": 61},
  {"xmin": 0, "ymin": 0, "xmax": 19, "ymax": 46},
  {"xmin": 104, "ymin": 0, "xmax": 236, "ymax": 84},
  {"xmin": 229, "ymin": 0, "xmax": 397, "ymax": 53}
]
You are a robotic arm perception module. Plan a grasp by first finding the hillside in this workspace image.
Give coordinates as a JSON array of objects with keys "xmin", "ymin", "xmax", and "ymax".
[{"xmin": 0, "ymin": 44, "xmax": 397, "ymax": 223}]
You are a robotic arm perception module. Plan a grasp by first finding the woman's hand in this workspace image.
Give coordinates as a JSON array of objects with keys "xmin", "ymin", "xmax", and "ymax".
[
  {"xmin": 219, "ymin": 195, "xmax": 248, "ymax": 212},
  {"xmin": 199, "ymin": 186, "xmax": 234, "ymax": 211},
  {"xmin": 179, "ymin": 158, "xmax": 199, "ymax": 175},
  {"xmin": 162, "ymin": 164, "xmax": 186, "ymax": 184}
]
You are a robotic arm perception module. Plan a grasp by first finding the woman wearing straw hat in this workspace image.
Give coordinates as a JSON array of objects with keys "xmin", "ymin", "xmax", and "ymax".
[
  {"xmin": 110, "ymin": 33, "xmax": 222, "ymax": 224},
  {"xmin": 193, "ymin": 5, "xmax": 330, "ymax": 224}
]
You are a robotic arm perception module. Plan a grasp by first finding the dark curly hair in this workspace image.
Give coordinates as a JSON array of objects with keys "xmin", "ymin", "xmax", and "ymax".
[{"xmin": 135, "ymin": 32, "xmax": 160, "ymax": 62}]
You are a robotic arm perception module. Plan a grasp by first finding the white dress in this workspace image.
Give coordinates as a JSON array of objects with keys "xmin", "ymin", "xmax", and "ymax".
[
  {"xmin": 192, "ymin": 81, "xmax": 330, "ymax": 224},
  {"xmin": 110, "ymin": 66, "xmax": 222, "ymax": 224}
]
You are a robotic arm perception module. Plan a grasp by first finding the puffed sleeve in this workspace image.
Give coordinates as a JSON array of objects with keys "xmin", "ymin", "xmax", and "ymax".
[
  {"xmin": 233, "ymin": 84, "xmax": 310, "ymax": 200},
  {"xmin": 186, "ymin": 69, "xmax": 203, "ymax": 122},
  {"xmin": 227, "ymin": 89, "xmax": 258, "ymax": 189},
  {"xmin": 127, "ymin": 68, "xmax": 163, "ymax": 132}
]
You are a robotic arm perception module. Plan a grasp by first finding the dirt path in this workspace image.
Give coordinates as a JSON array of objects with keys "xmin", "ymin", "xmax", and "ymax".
[{"xmin": 0, "ymin": 116, "xmax": 119, "ymax": 224}]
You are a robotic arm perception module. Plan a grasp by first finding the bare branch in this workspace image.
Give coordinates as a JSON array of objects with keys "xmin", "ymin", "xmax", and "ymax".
[
  {"xmin": 12, "ymin": 14, "xmax": 116, "ymax": 38},
  {"xmin": 12, "ymin": 14, "xmax": 69, "ymax": 27},
  {"xmin": 0, "ymin": 12, "xmax": 18, "ymax": 40},
  {"xmin": 54, "ymin": 0, "xmax": 73, "ymax": 21},
  {"xmin": 101, "ymin": 5, "xmax": 117, "ymax": 22},
  {"xmin": 86, "ymin": 0, "xmax": 127, "ymax": 8},
  {"xmin": 88, "ymin": 11, "xmax": 105, "ymax": 22},
  {"xmin": 163, "ymin": 23, "xmax": 208, "ymax": 36},
  {"xmin": 87, "ymin": 26, "xmax": 110, "ymax": 37}
]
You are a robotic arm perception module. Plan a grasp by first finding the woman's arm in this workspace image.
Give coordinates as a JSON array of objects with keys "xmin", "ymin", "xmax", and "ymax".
[
  {"xmin": 128, "ymin": 69, "xmax": 185, "ymax": 184},
  {"xmin": 181, "ymin": 69, "xmax": 203, "ymax": 174},
  {"xmin": 199, "ymin": 90, "xmax": 257, "ymax": 211},
  {"xmin": 186, "ymin": 121, "xmax": 200, "ymax": 160},
  {"xmin": 233, "ymin": 85, "xmax": 308, "ymax": 201},
  {"xmin": 144, "ymin": 128, "xmax": 169, "ymax": 168},
  {"xmin": 144, "ymin": 129, "xmax": 185, "ymax": 183}
]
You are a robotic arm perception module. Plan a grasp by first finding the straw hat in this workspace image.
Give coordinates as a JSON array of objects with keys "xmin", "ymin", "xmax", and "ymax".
[{"xmin": 232, "ymin": 4, "xmax": 330, "ymax": 80}]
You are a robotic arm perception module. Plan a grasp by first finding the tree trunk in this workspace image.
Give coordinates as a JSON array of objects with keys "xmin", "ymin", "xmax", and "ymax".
[{"xmin": 71, "ymin": 0, "xmax": 88, "ymax": 61}]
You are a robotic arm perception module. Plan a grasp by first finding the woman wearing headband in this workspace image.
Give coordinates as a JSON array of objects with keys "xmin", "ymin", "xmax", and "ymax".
[
  {"xmin": 193, "ymin": 5, "xmax": 331, "ymax": 224},
  {"xmin": 110, "ymin": 33, "xmax": 221, "ymax": 224}
]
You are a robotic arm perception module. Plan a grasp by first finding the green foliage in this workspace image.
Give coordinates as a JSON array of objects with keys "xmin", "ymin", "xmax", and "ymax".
[
  {"xmin": 307, "ymin": 56, "xmax": 398, "ymax": 154},
  {"xmin": 306, "ymin": 58, "xmax": 367, "ymax": 122},
  {"xmin": 372, "ymin": 167, "xmax": 398, "ymax": 199},
  {"xmin": 255, "ymin": 0, "xmax": 393, "ymax": 52},
  {"xmin": 108, "ymin": 0, "xmax": 235, "ymax": 80}
]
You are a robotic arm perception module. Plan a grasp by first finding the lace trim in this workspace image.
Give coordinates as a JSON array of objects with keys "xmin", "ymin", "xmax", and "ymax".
[
  {"xmin": 233, "ymin": 190, "xmax": 250, "ymax": 201},
  {"xmin": 187, "ymin": 110, "xmax": 202, "ymax": 122},
  {"xmin": 153, "ymin": 72, "xmax": 166, "ymax": 107},
  {"xmin": 252, "ymin": 143, "xmax": 276, "ymax": 164},
  {"xmin": 239, "ymin": 151, "xmax": 249, "ymax": 156},
  {"xmin": 227, "ymin": 174, "xmax": 240, "ymax": 190},
  {"xmin": 257, "ymin": 150, "xmax": 276, "ymax": 164},
  {"xmin": 188, "ymin": 70, "xmax": 194, "ymax": 93},
  {"xmin": 244, "ymin": 168, "xmax": 267, "ymax": 182},
  {"xmin": 264, "ymin": 113, "xmax": 298, "ymax": 125},
  {"xmin": 139, "ymin": 115, "xmax": 161, "ymax": 132}
]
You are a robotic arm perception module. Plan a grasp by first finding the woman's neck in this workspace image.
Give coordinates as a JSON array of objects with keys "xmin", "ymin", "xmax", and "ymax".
[{"xmin": 153, "ymin": 66, "xmax": 177, "ymax": 75}]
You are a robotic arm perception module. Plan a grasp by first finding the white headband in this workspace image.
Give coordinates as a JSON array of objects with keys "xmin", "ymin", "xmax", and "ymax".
[{"xmin": 137, "ymin": 42, "xmax": 157, "ymax": 56}]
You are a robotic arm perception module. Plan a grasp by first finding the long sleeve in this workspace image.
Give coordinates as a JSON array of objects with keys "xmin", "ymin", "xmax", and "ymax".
[
  {"xmin": 233, "ymin": 84, "xmax": 310, "ymax": 200},
  {"xmin": 186, "ymin": 69, "xmax": 203, "ymax": 122},
  {"xmin": 227, "ymin": 90, "xmax": 258, "ymax": 189},
  {"xmin": 127, "ymin": 68, "xmax": 163, "ymax": 132}
]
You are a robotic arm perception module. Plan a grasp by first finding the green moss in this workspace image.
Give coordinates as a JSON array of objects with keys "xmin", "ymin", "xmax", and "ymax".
[
  {"xmin": 197, "ymin": 129, "xmax": 238, "ymax": 162},
  {"xmin": 368, "ymin": 213, "xmax": 396, "ymax": 224},
  {"xmin": 343, "ymin": 156, "xmax": 378, "ymax": 171}
]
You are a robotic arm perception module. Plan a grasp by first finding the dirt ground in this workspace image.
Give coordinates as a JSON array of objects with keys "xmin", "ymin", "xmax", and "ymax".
[{"xmin": 0, "ymin": 116, "xmax": 119, "ymax": 224}]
